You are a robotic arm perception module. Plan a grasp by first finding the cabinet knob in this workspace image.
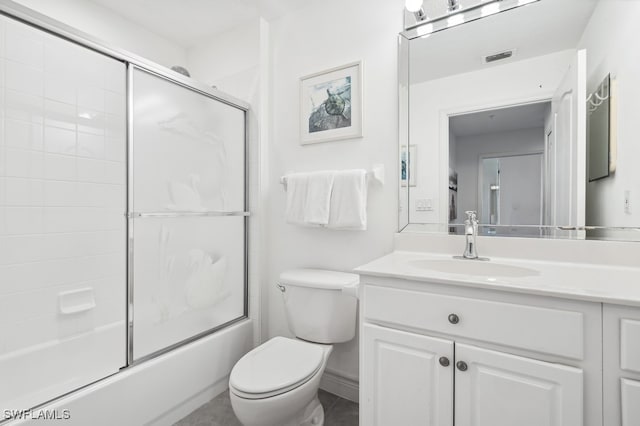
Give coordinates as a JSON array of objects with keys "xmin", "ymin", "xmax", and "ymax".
[
  {"xmin": 456, "ymin": 361, "xmax": 468, "ymax": 371},
  {"xmin": 439, "ymin": 356, "xmax": 450, "ymax": 367},
  {"xmin": 448, "ymin": 313, "xmax": 460, "ymax": 324}
]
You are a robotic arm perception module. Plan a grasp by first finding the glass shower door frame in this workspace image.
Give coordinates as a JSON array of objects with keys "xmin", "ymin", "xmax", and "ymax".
[{"xmin": 125, "ymin": 64, "xmax": 250, "ymax": 366}]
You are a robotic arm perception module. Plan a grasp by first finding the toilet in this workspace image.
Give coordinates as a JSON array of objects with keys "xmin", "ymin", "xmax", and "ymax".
[{"xmin": 229, "ymin": 269, "xmax": 359, "ymax": 426}]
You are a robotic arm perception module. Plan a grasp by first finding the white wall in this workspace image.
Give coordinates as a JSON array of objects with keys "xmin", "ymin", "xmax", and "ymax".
[
  {"xmin": 12, "ymin": 0, "xmax": 187, "ymax": 68},
  {"xmin": 187, "ymin": 20, "xmax": 261, "ymax": 103},
  {"xmin": 580, "ymin": 0, "xmax": 640, "ymax": 227},
  {"xmin": 409, "ymin": 49, "xmax": 574, "ymax": 224},
  {"xmin": 266, "ymin": 0, "xmax": 403, "ymax": 389},
  {"xmin": 453, "ymin": 127, "xmax": 544, "ymax": 223}
]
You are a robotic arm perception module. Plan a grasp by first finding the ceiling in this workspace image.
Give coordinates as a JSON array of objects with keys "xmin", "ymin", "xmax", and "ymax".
[
  {"xmin": 89, "ymin": 0, "xmax": 312, "ymax": 47},
  {"xmin": 409, "ymin": 0, "xmax": 598, "ymax": 83},
  {"xmin": 450, "ymin": 101, "xmax": 550, "ymax": 137}
]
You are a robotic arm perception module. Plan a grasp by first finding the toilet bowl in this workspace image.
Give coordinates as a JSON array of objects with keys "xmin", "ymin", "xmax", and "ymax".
[
  {"xmin": 229, "ymin": 337, "xmax": 333, "ymax": 426},
  {"xmin": 228, "ymin": 269, "xmax": 359, "ymax": 426}
]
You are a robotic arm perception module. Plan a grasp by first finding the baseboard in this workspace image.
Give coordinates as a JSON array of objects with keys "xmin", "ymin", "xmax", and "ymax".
[{"xmin": 320, "ymin": 369, "xmax": 359, "ymax": 403}]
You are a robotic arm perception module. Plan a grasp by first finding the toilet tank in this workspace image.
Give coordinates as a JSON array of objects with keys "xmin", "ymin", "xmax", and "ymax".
[{"xmin": 278, "ymin": 269, "xmax": 359, "ymax": 344}]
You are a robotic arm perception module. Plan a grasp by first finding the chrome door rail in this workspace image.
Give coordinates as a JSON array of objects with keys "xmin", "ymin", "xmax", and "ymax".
[{"xmin": 127, "ymin": 211, "xmax": 250, "ymax": 219}]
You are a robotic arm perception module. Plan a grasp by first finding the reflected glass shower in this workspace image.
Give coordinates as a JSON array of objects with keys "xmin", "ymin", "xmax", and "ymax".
[{"xmin": 0, "ymin": 12, "xmax": 248, "ymax": 414}]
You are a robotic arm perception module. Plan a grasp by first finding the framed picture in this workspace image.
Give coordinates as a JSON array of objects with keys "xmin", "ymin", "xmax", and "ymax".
[
  {"xmin": 401, "ymin": 145, "xmax": 417, "ymax": 187},
  {"xmin": 300, "ymin": 61, "xmax": 363, "ymax": 145}
]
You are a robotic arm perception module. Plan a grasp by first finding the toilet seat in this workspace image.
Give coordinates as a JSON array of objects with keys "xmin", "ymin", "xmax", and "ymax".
[{"xmin": 229, "ymin": 337, "xmax": 326, "ymax": 400}]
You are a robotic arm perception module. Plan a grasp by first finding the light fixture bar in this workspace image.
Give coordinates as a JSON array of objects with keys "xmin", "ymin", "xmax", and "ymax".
[{"xmin": 402, "ymin": 0, "xmax": 541, "ymax": 39}]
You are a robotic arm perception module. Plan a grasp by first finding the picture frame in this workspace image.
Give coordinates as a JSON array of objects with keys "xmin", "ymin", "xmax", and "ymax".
[
  {"xmin": 401, "ymin": 145, "xmax": 417, "ymax": 187},
  {"xmin": 300, "ymin": 61, "xmax": 363, "ymax": 145}
]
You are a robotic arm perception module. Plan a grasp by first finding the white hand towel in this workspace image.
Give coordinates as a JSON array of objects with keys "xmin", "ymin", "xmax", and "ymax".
[
  {"xmin": 285, "ymin": 173, "xmax": 309, "ymax": 225},
  {"xmin": 303, "ymin": 171, "xmax": 336, "ymax": 225},
  {"xmin": 328, "ymin": 169, "xmax": 368, "ymax": 230}
]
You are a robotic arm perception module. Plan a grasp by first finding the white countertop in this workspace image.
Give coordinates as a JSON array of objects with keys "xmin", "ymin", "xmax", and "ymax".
[{"xmin": 354, "ymin": 251, "xmax": 640, "ymax": 307}]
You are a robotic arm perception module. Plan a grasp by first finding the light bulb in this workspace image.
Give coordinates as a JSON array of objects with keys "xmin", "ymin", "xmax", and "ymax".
[
  {"xmin": 405, "ymin": 0, "xmax": 424, "ymax": 13},
  {"xmin": 416, "ymin": 23, "xmax": 434, "ymax": 37},
  {"xmin": 447, "ymin": 13, "xmax": 465, "ymax": 27},
  {"xmin": 481, "ymin": 2, "xmax": 500, "ymax": 17}
]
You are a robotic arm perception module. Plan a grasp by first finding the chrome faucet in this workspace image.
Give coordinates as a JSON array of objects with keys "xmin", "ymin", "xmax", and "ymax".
[{"xmin": 463, "ymin": 211, "xmax": 479, "ymax": 259}]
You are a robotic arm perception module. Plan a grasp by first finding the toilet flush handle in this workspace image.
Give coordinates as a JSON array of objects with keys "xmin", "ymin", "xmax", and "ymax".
[{"xmin": 276, "ymin": 283, "xmax": 286, "ymax": 292}]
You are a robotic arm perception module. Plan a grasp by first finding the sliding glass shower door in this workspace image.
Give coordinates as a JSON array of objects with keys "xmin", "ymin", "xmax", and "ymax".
[
  {"xmin": 0, "ymin": 15, "xmax": 127, "ymax": 410},
  {"xmin": 130, "ymin": 68, "xmax": 247, "ymax": 361}
]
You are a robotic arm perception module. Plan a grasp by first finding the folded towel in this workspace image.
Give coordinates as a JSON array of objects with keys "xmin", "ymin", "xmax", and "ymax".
[
  {"xmin": 303, "ymin": 171, "xmax": 335, "ymax": 225},
  {"xmin": 328, "ymin": 169, "xmax": 368, "ymax": 230},
  {"xmin": 285, "ymin": 173, "xmax": 309, "ymax": 225}
]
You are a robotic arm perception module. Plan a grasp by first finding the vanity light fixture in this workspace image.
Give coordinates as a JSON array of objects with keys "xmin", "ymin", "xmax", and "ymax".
[
  {"xmin": 448, "ymin": 0, "xmax": 461, "ymax": 12},
  {"xmin": 406, "ymin": 0, "xmax": 428, "ymax": 21},
  {"xmin": 402, "ymin": 0, "xmax": 541, "ymax": 40}
]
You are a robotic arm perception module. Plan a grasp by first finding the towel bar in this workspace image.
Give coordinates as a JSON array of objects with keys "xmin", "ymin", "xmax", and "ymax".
[{"xmin": 280, "ymin": 164, "xmax": 385, "ymax": 188}]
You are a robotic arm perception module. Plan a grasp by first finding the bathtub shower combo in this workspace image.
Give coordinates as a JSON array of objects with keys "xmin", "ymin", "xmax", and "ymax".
[{"xmin": 0, "ymin": 6, "xmax": 248, "ymax": 415}]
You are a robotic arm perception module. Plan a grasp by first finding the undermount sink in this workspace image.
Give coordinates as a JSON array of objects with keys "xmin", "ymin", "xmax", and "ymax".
[{"xmin": 407, "ymin": 258, "xmax": 540, "ymax": 278}]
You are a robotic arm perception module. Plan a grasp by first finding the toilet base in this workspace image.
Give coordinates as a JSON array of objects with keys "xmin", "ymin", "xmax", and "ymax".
[{"xmin": 300, "ymin": 396, "xmax": 324, "ymax": 426}]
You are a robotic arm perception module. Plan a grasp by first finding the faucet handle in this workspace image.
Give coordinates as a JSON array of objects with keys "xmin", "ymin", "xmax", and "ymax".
[{"xmin": 465, "ymin": 211, "xmax": 477, "ymax": 222}]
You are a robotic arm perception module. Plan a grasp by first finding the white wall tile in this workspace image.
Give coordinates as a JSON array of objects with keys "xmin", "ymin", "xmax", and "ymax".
[
  {"xmin": 104, "ymin": 61, "xmax": 125, "ymax": 94},
  {"xmin": 5, "ymin": 119, "xmax": 43, "ymax": 151},
  {"xmin": 77, "ymin": 132, "xmax": 105, "ymax": 159},
  {"xmin": 4, "ymin": 20, "xmax": 44, "ymax": 69},
  {"xmin": 5, "ymin": 177, "xmax": 43, "ymax": 206},
  {"xmin": 105, "ymin": 114, "xmax": 125, "ymax": 138},
  {"xmin": 44, "ymin": 99, "xmax": 76, "ymax": 131},
  {"xmin": 105, "ymin": 137, "xmax": 126, "ymax": 162},
  {"xmin": 5, "ymin": 60, "xmax": 43, "ymax": 96},
  {"xmin": 5, "ymin": 148, "xmax": 43, "ymax": 178},
  {"xmin": 104, "ymin": 91, "xmax": 124, "ymax": 115},
  {"xmin": 44, "ymin": 126, "xmax": 76, "ymax": 155},
  {"xmin": 44, "ymin": 72, "xmax": 76, "ymax": 105},
  {"xmin": 43, "ymin": 153, "xmax": 75, "ymax": 181},
  {"xmin": 77, "ymin": 108, "xmax": 105, "ymax": 135},
  {"xmin": 104, "ymin": 161, "xmax": 124, "ymax": 184},
  {"xmin": 44, "ymin": 180, "xmax": 77, "ymax": 206},
  {"xmin": 4, "ymin": 90, "xmax": 44, "ymax": 124},
  {"xmin": 5, "ymin": 206, "xmax": 43, "ymax": 234},
  {"xmin": 77, "ymin": 86, "xmax": 105, "ymax": 111},
  {"xmin": 77, "ymin": 157, "xmax": 105, "ymax": 183}
]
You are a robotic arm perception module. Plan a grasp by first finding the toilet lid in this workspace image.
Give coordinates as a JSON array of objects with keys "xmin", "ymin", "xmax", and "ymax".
[{"xmin": 230, "ymin": 337, "xmax": 325, "ymax": 397}]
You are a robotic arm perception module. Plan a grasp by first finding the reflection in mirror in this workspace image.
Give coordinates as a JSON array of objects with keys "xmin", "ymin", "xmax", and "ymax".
[{"xmin": 400, "ymin": 0, "xmax": 640, "ymax": 240}]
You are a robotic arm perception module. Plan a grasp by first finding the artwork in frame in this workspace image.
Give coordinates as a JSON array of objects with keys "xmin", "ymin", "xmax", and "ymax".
[
  {"xmin": 401, "ymin": 145, "xmax": 417, "ymax": 187},
  {"xmin": 300, "ymin": 61, "xmax": 363, "ymax": 145}
]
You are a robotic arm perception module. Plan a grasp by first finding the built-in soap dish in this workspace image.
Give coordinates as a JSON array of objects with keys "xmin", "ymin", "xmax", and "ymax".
[{"xmin": 58, "ymin": 288, "xmax": 96, "ymax": 315}]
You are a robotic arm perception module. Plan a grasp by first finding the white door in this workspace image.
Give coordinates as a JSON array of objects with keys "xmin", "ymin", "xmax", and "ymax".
[
  {"xmin": 455, "ymin": 343, "xmax": 583, "ymax": 426},
  {"xmin": 550, "ymin": 49, "xmax": 587, "ymax": 227},
  {"xmin": 361, "ymin": 324, "xmax": 454, "ymax": 426}
]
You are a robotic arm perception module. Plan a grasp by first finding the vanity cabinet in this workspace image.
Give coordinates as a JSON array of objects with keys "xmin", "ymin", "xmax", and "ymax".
[
  {"xmin": 360, "ymin": 278, "xmax": 603, "ymax": 426},
  {"xmin": 454, "ymin": 343, "xmax": 583, "ymax": 426},
  {"xmin": 362, "ymin": 323, "xmax": 453, "ymax": 425},
  {"xmin": 603, "ymin": 305, "xmax": 640, "ymax": 426}
]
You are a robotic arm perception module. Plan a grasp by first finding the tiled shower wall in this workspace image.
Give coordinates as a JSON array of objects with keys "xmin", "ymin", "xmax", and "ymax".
[{"xmin": 0, "ymin": 15, "xmax": 127, "ymax": 409}]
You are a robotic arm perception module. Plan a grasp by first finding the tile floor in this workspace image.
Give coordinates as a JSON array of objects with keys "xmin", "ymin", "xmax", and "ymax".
[{"xmin": 174, "ymin": 389, "xmax": 358, "ymax": 426}]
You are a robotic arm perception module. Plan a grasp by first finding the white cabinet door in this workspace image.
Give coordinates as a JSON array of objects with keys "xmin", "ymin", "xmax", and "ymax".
[
  {"xmin": 455, "ymin": 343, "xmax": 583, "ymax": 426},
  {"xmin": 621, "ymin": 379, "xmax": 640, "ymax": 426},
  {"xmin": 361, "ymin": 323, "xmax": 454, "ymax": 426}
]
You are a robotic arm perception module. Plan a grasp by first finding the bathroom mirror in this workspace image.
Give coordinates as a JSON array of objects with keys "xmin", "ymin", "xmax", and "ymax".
[{"xmin": 399, "ymin": 0, "xmax": 640, "ymax": 241}]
